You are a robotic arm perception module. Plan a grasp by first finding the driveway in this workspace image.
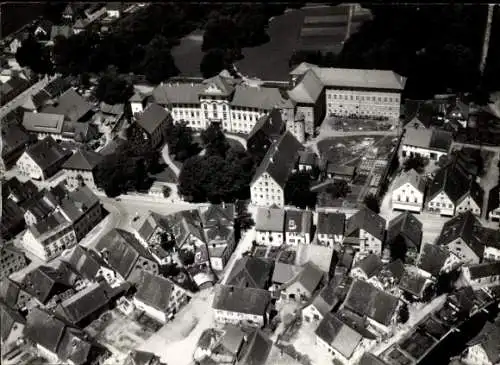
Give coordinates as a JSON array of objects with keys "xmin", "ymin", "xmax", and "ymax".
[{"xmin": 161, "ymin": 143, "xmax": 180, "ymax": 177}]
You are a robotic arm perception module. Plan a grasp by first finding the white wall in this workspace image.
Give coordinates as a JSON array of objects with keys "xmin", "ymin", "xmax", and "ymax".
[
  {"xmin": 251, "ymin": 173, "xmax": 284, "ymax": 208},
  {"xmin": 427, "ymin": 192, "xmax": 455, "ymax": 216},
  {"xmin": 392, "ymin": 182, "xmax": 424, "ymax": 213},
  {"xmin": 456, "ymin": 196, "xmax": 481, "ymax": 216}
]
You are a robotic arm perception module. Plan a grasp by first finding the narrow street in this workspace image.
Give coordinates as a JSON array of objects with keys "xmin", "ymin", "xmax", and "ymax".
[{"xmin": 161, "ymin": 143, "xmax": 181, "ymax": 177}]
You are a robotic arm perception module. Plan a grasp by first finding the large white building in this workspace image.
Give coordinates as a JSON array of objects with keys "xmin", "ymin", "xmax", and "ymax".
[
  {"xmin": 250, "ymin": 131, "xmax": 303, "ymax": 207},
  {"xmin": 290, "ymin": 62, "xmax": 406, "ymax": 122},
  {"xmin": 401, "ymin": 127, "xmax": 453, "ymax": 162},
  {"xmin": 391, "ymin": 169, "xmax": 426, "ymax": 213}
]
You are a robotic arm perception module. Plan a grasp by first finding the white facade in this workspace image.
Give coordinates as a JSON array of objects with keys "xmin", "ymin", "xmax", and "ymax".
[
  {"xmin": 316, "ymin": 332, "xmax": 375, "ymax": 365},
  {"xmin": 401, "ymin": 144, "xmax": 448, "ymax": 162},
  {"xmin": 133, "ymin": 285, "xmax": 188, "ymax": 324},
  {"xmin": 484, "ymin": 246, "xmax": 500, "ymax": 262},
  {"xmin": 22, "ymin": 225, "xmax": 77, "ymax": 261},
  {"xmin": 358, "ymin": 229, "xmax": 383, "ymax": 256},
  {"xmin": 316, "ymin": 232, "xmax": 343, "ymax": 247},
  {"xmin": 392, "ymin": 182, "xmax": 424, "ymax": 213},
  {"xmin": 427, "ymin": 192, "xmax": 455, "ymax": 216},
  {"xmin": 285, "ymin": 231, "xmax": 311, "ymax": 245},
  {"xmin": 16, "ymin": 153, "xmax": 44, "ymax": 180},
  {"xmin": 463, "ymin": 344, "xmax": 494, "ymax": 365},
  {"xmin": 325, "ymin": 88, "xmax": 401, "ymax": 122},
  {"xmin": 302, "ymin": 304, "xmax": 324, "ymax": 323},
  {"xmin": 445, "ymin": 238, "xmax": 481, "ymax": 265},
  {"xmin": 287, "ymin": 120, "xmax": 306, "ymax": 143},
  {"xmin": 131, "ymin": 101, "xmax": 145, "ymax": 116},
  {"xmin": 106, "ymin": 9, "xmax": 121, "ymax": 18},
  {"xmin": 64, "ymin": 169, "xmax": 97, "ymax": 190},
  {"xmin": 213, "ymin": 308, "xmax": 265, "ymax": 327},
  {"xmin": 256, "ymin": 230, "xmax": 283, "ymax": 246},
  {"xmin": 251, "ymin": 172, "xmax": 285, "ymax": 208},
  {"xmin": 295, "ymin": 105, "xmax": 315, "ymax": 135},
  {"xmin": 456, "ymin": 195, "xmax": 481, "ymax": 216}
]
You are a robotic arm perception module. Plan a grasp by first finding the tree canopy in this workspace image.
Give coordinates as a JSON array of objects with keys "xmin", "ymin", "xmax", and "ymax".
[
  {"xmin": 363, "ymin": 193, "xmax": 380, "ymax": 214},
  {"xmin": 200, "ymin": 123, "xmax": 230, "ymax": 157},
  {"xmin": 95, "ymin": 70, "xmax": 134, "ymax": 105},
  {"xmin": 200, "ymin": 48, "xmax": 230, "ymax": 79},
  {"xmin": 140, "ymin": 35, "xmax": 179, "ymax": 84},
  {"xmin": 15, "ymin": 35, "xmax": 53, "ymax": 75},
  {"xmin": 164, "ymin": 120, "xmax": 200, "ymax": 162},
  {"xmin": 403, "ymin": 155, "xmax": 427, "ymax": 173},
  {"xmin": 285, "ymin": 171, "xmax": 318, "ymax": 209}
]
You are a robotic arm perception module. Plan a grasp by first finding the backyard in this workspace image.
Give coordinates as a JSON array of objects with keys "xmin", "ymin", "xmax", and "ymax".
[{"xmin": 323, "ymin": 116, "xmax": 394, "ymax": 133}]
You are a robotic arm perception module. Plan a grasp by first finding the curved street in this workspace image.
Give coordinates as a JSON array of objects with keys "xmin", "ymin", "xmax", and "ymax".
[{"xmin": 161, "ymin": 143, "xmax": 181, "ymax": 177}]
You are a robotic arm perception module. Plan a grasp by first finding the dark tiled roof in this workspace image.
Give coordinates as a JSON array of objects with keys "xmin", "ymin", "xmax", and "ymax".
[
  {"xmin": 25, "ymin": 136, "xmax": 71, "ymax": 171},
  {"xmin": 0, "ymin": 300, "xmax": 26, "ymax": 342},
  {"xmin": 136, "ymin": 103, "xmax": 169, "ymax": 135},
  {"xmin": 246, "ymin": 108, "xmax": 286, "ymax": 142},
  {"xmin": 418, "ymin": 243, "xmax": 451, "ymax": 277},
  {"xmin": 1, "ymin": 124, "xmax": 31, "ymax": 159},
  {"xmin": 481, "ymin": 228, "xmax": 500, "ymax": 250},
  {"xmin": 398, "ymin": 269, "xmax": 429, "ymax": 297},
  {"xmin": 427, "ymin": 165, "xmax": 471, "ymax": 203},
  {"xmin": 212, "ymin": 285, "xmax": 271, "ymax": 315},
  {"xmin": 354, "ymin": 254, "xmax": 383, "ymax": 278},
  {"xmin": 62, "ymin": 149, "xmax": 103, "ymax": 171},
  {"xmin": 251, "ymin": 131, "xmax": 303, "ymax": 187},
  {"xmin": 0, "ymin": 279, "xmax": 23, "ymax": 308},
  {"xmin": 467, "ymin": 261, "xmax": 500, "ymax": 280},
  {"xmin": 2, "ymin": 176, "xmax": 38, "ymax": 204},
  {"xmin": 43, "ymin": 76, "xmax": 71, "ymax": 99},
  {"xmin": 466, "ymin": 319, "xmax": 500, "ymax": 363},
  {"xmin": 93, "ymin": 228, "xmax": 154, "ymax": 281},
  {"xmin": 317, "ymin": 212, "xmax": 345, "ymax": 236},
  {"xmin": 237, "ymin": 329, "xmax": 272, "ymax": 365},
  {"xmin": 135, "ymin": 271, "xmax": 177, "ymax": 312},
  {"xmin": 42, "ymin": 88, "xmax": 92, "ymax": 122},
  {"xmin": 226, "ymin": 256, "xmax": 273, "ymax": 289},
  {"xmin": 136, "ymin": 211, "xmax": 170, "ymax": 243},
  {"xmin": 386, "ymin": 212, "xmax": 423, "ymax": 251},
  {"xmin": 125, "ymin": 351, "xmax": 161, "ymax": 365},
  {"xmin": 429, "ymin": 129, "xmax": 453, "ymax": 151},
  {"xmin": 201, "ymin": 74, "xmax": 236, "ymax": 97},
  {"xmin": 295, "ymin": 261, "xmax": 324, "ymax": 294},
  {"xmin": 202, "ymin": 204, "xmax": 235, "ymax": 228},
  {"xmin": 285, "ymin": 209, "xmax": 313, "ymax": 234},
  {"xmin": 21, "ymin": 264, "xmax": 78, "ymax": 303},
  {"xmin": 358, "ymin": 352, "xmax": 389, "ymax": 365},
  {"xmin": 436, "ymin": 212, "xmax": 484, "ymax": 259},
  {"xmin": 61, "ymin": 246, "xmax": 102, "ymax": 280},
  {"xmin": 24, "ymin": 307, "xmax": 66, "ymax": 353},
  {"xmin": 345, "ymin": 207, "xmax": 386, "ymax": 241},
  {"xmin": 56, "ymin": 327, "xmax": 93, "ymax": 365}
]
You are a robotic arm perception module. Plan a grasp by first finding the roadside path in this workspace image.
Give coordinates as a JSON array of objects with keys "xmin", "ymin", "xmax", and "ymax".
[{"xmin": 161, "ymin": 143, "xmax": 181, "ymax": 177}]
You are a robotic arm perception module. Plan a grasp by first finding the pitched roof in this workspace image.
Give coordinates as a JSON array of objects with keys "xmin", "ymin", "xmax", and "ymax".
[
  {"xmin": 93, "ymin": 228, "xmax": 154, "ymax": 280},
  {"xmin": 125, "ymin": 351, "xmax": 162, "ymax": 365},
  {"xmin": 226, "ymin": 256, "xmax": 273, "ymax": 289},
  {"xmin": 24, "ymin": 136, "xmax": 71, "ymax": 171},
  {"xmin": 467, "ymin": 261, "xmax": 500, "ymax": 280},
  {"xmin": 57, "ymin": 185, "xmax": 100, "ymax": 223},
  {"xmin": 21, "ymin": 264, "xmax": 78, "ymax": 303},
  {"xmin": 403, "ymin": 128, "xmax": 452, "ymax": 152},
  {"xmin": 294, "ymin": 261, "xmax": 324, "ymax": 294},
  {"xmin": 466, "ymin": 319, "xmax": 500, "ymax": 363},
  {"xmin": 358, "ymin": 353, "xmax": 389, "ymax": 365},
  {"xmin": 0, "ymin": 300, "xmax": 26, "ymax": 341},
  {"xmin": 100, "ymin": 102, "xmax": 124, "ymax": 115},
  {"xmin": 354, "ymin": 254, "xmax": 383, "ymax": 278},
  {"xmin": 24, "ymin": 307, "xmax": 66, "ymax": 353},
  {"xmin": 272, "ymin": 262, "xmax": 302, "ymax": 285},
  {"xmin": 136, "ymin": 103, "xmax": 169, "ymax": 135},
  {"xmin": 398, "ymin": 268, "xmax": 430, "ymax": 297},
  {"xmin": 62, "ymin": 149, "xmax": 103, "ymax": 171},
  {"xmin": 287, "ymin": 69, "xmax": 324, "ymax": 104},
  {"xmin": 51, "ymin": 25, "xmax": 74, "ymax": 40},
  {"xmin": 56, "ymin": 327, "xmax": 93, "ymax": 365},
  {"xmin": 152, "ymin": 83, "xmax": 205, "ymax": 105},
  {"xmin": 435, "ymin": 212, "xmax": 484, "ymax": 259},
  {"xmin": 2, "ymin": 176, "xmax": 38, "ymax": 204},
  {"xmin": 246, "ymin": 108, "xmax": 285, "ymax": 142},
  {"xmin": 230, "ymin": 84, "xmax": 290, "ymax": 110},
  {"xmin": 285, "ymin": 209, "xmax": 312, "ymax": 234},
  {"xmin": 202, "ymin": 204, "xmax": 235, "ymax": 228},
  {"xmin": 427, "ymin": 165, "xmax": 471, "ymax": 203},
  {"xmin": 343, "ymin": 280, "xmax": 399, "ymax": 326},
  {"xmin": 310, "ymin": 274, "xmax": 350, "ymax": 317},
  {"xmin": 237, "ymin": 329, "xmax": 272, "ymax": 365},
  {"xmin": 386, "ymin": 211, "xmax": 423, "ymax": 250},
  {"xmin": 316, "ymin": 212, "xmax": 345, "ymax": 236},
  {"xmin": 135, "ymin": 271, "xmax": 180, "ymax": 312},
  {"xmin": 42, "ymin": 89, "xmax": 93, "ymax": 122},
  {"xmin": 2, "ymin": 124, "xmax": 31, "ymax": 159},
  {"xmin": 255, "ymin": 207, "xmax": 285, "ymax": 232},
  {"xmin": 212, "ymin": 285, "xmax": 271, "ymax": 315},
  {"xmin": 345, "ymin": 207, "xmax": 386, "ymax": 241},
  {"xmin": 164, "ymin": 209, "xmax": 206, "ymax": 247},
  {"xmin": 392, "ymin": 169, "xmax": 426, "ymax": 193},
  {"xmin": 418, "ymin": 243, "xmax": 452, "ymax": 277},
  {"xmin": 136, "ymin": 211, "xmax": 170, "ymax": 243},
  {"xmin": 0, "ymin": 278, "xmax": 23, "ymax": 308},
  {"xmin": 201, "ymin": 74, "xmax": 236, "ymax": 97},
  {"xmin": 60, "ymin": 245, "xmax": 102, "ymax": 280},
  {"xmin": 251, "ymin": 131, "xmax": 303, "ymax": 186}
]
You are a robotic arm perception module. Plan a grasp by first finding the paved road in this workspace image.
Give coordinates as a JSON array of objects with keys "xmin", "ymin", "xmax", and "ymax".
[
  {"xmin": 225, "ymin": 133, "xmax": 248, "ymax": 150},
  {"xmin": 161, "ymin": 143, "xmax": 181, "ymax": 177},
  {"xmin": 451, "ymin": 142, "xmax": 500, "ymax": 153}
]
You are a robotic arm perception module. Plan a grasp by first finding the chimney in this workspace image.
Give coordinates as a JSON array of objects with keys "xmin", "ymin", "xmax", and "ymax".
[{"xmin": 267, "ymin": 209, "xmax": 271, "ymax": 218}]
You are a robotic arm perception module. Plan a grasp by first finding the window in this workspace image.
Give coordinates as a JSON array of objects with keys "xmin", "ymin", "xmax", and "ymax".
[
  {"xmin": 204, "ymin": 112, "xmax": 208, "ymax": 119},
  {"xmin": 203, "ymin": 104, "xmax": 207, "ymax": 110},
  {"xmin": 223, "ymin": 112, "xmax": 227, "ymax": 119}
]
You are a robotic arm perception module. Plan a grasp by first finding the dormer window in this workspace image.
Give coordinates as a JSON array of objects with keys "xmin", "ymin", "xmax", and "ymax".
[{"xmin": 289, "ymin": 219, "xmax": 297, "ymax": 230}]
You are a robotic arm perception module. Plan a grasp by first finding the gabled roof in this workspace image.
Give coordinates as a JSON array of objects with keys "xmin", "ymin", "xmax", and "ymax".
[
  {"xmin": 24, "ymin": 136, "xmax": 71, "ymax": 171},
  {"xmin": 354, "ymin": 254, "xmax": 383, "ymax": 278},
  {"xmin": 467, "ymin": 261, "xmax": 500, "ymax": 280},
  {"xmin": 285, "ymin": 209, "xmax": 312, "ymax": 234},
  {"xmin": 310, "ymin": 274, "xmax": 350, "ymax": 317},
  {"xmin": 466, "ymin": 318, "xmax": 500, "ymax": 363},
  {"xmin": 56, "ymin": 327, "xmax": 94, "ymax": 365},
  {"xmin": 458, "ymin": 179, "xmax": 484, "ymax": 210},
  {"xmin": 251, "ymin": 131, "xmax": 303, "ymax": 187},
  {"xmin": 165, "ymin": 209, "xmax": 206, "ymax": 247},
  {"xmin": 125, "ymin": 351, "xmax": 163, "ymax": 365},
  {"xmin": 136, "ymin": 211, "xmax": 170, "ymax": 243},
  {"xmin": 0, "ymin": 278, "xmax": 24, "ymax": 308},
  {"xmin": 246, "ymin": 108, "xmax": 285, "ymax": 142},
  {"xmin": 358, "ymin": 353, "xmax": 389, "ymax": 365},
  {"xmin": 58, "ymin": 185, "xmax": 100, "ymax": 223},
  {"xmin": 237, "ymin": 329, "xmax": 272, "ymax": 365},
  {"xmin": 212, "ymin": 284, "xmax": 271, "ymax": 315},
  {"xmin": 226, "ymin": 256, "xmax": 273, "ymax": 289},
  {"xmin": 60, "ymin": 245, "xmax": 102, "ymax": 280},
  {"xmin": 42, "ymin": 88, "xmax": 93, "ymax": 122},
  {"xmin": 136, "ymin": 103, "xmax": 169, "ymax": 135},
  {"xmin": 345, "ymin": 207, "xmax": 386, "ymax": 241},
  {"xmin": 24, "ymin": 307, "xmax": 66, "ymax": 353},
  {"xmin": 135, "ymin": 271, "xmax": 182, "ymax": 312},
  {"xmin": 398, "ymin": 267, "xmax": 430, "ymax": 298},
  {"xmin": 427, "ymin": 165, "xmax": 472, "ymax": 204},
  {"xmin": 93, "ymin": 228, "xmax": 155, "ymax": 280},
  {"xmin": 392, "ymin": 169, "xmax": 426, "ymax": 193},
  {"xmin": 152, "ymin": 83, "xmax": 205, "ymax": 105},
  {"xmin": 2, "ymin": 176, "xmax": 38, "ymax": 204},
  {"xmin": 271, "ymin": 262, "xmax": 302, "ymax": 285},
  {"xmin": 0, "ymin": 300, "xmax": 26, "ymax": 341},
  {"xmin": 35, "ymin": 19, "xmax": 54, "ymax": 34},
  {"xmin": 2, "ymin": 124, "xmax": 31, "ymax": 159},
  {"xmin": 436, "ymin": 212, "xmax": 484, "ymax": 259},
  {"xmin": 201, "ymin": 74, "xmax": 236, "ymax": 97},
  {"xmin": 418, "ymin": 244, "xmax": 451, "ymax": 277},
  {"xmin": 21, "ymin": 264, "xmax": 79, "ymax": 303},
  {"xmin": 100, "ymin": 102, "xmax": 124, "ymax": 115},
  {"xmin": 402, "ymin": 127, "xmax": 452, "ymax": 152},
  {"xmin": 202, "ymin": 204, "xmax": 235, "ymax": 228},
  {"xmin": 386, "ymin": 211, "xmax": 423, "ymax": 251},
  {"xmin": 62, "ymin": 149, "xmax": 103, "ymax": 171},
  {"xmin": 230, "ymin": 84, "xmax": 290, "ymax": 110},
  {"xmin": 293, "ymin": 261, "xmax": 324, "ymax": 294},
  {"xmin": 287, "ymin": 69, "xmax": 324, "ymax": 104},
  {"xmin": 255, "ymin": 207, "xmax": 285, "ymax": 232},
  {"xmin": 316, "ymin": 212, "xmax": 345, "ymax": 236}
]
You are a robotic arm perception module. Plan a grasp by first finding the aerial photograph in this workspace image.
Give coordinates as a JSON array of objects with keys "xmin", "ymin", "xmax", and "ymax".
[{"xmin": 1, "ymin": 2, "xmax": 500, "ymax": 365}]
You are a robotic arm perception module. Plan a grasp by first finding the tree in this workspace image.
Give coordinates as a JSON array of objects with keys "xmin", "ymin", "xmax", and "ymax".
[
  {"xmin": 403, "ymin": 155, "xmax": 427, "ymax": 173},
  {"xmin": 164, "ymin": 120, "xmax": 200, "ymax": 161},
  {"xmin": 397, "ymin": 302, "xmax": 409, "ymax": 324},
  {"xmin": 285, "ymin": 171, "xmax": 318, "ymax": 209},
  {"xmin": 363, "ymin": 193, "xmax": 380, "ymax": 214},
  {"xmin": 15, "ymin": 35, "xmax": 53, "ymax": 75},
  {"xmin": 79, "ymin": 72, "xmax": 91, "ymax": 88},
  {"xmin": 140, "ymin": 35, "xmax": 179, "ymax": 84},
  {"xmin": 42, "ymin": 2, "xmax": 69, "ymax": 24},
  {"xmin": 157, "ymin": 231, "xmax": 176, "ymax": 252},
  {"xmin": 95, "ymin": 71, "xmax": 134, "ymax": 105},
  {"xmin": 326, "ymin": 180, "xmax": 350, "ymax": 199},
  {"xmin": 179, "ymin": 249, "xmax": 195, "ymax": 266},
  {"xmin": 200, "ymin": 123, "xmax": 230, "ymax": 157},
  {"xmin": 202, "ymin": 17, "xmax": 240, "ymax": 51},
  {"xmin": 200, "ymin": 48, "xmax": 229, "ymax": 79},
  {"xmin": 162, "ymin": 185, "xmax": 172, "ymax": 198},
  {"xmin": 389, "ymin": 235, "xmax": 408, "ymax": 262}
]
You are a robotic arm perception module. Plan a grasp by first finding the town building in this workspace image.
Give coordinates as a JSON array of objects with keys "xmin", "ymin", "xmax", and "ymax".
[
  {"xmin": 398, "ymin": 266, "xmax": 433, "ymax": 301},
  {"xmin": 135, "ymin": 103, "xmax": 171, "ymax": 148},
  {"xmin": 163, "ymin": 210, "xmax": 206, "ymax": 250},
  {"xmin": 246, "ymin": 108, "xmax": 286, "ymax": 159},
  {"xmin": 0, "ymin": 278, "xmax": 32, "ymax": 311},
  {"xmin": 225, "ymin": 256, "xmax": 274, "ymax": 290},
  {"xmin": 250, "ymin": 131, "xmax": 303, "ymax": 207},
  {"xmin": 284, "ymin": 209, "xmax": 313, "ymax": 245},
  {"xmin": 16, "ymin": 136, "xmax": 72, "ymax": 180},
  {"xmin": 418, "ymin": 243, "xmax": 461, "ymax": 279},
  {"xmin": 0, "ymin": 300, "xmax": 26, "ymax": 353},
  {"xmin": 2, "ymin": 123, "xmax": 32, "ymax": 169},
  {"xmin": 124, "ymin": 351, "xmax": 167, "ymax": 365},
  {"xmin": 236, "ymin": 329, "xmax": 273, "ymax": 365},
  {"xmin": 106, "ymin": 2, "xmax": 127, "ymax": 18},
  {"xmin": 344, "ymin": 207, "xmax": 386, "ymax": 256},
  {"xmin": 290, "ymin": 62, "xmax": 406, "ymax": 122},
  {"xmin": 296, "ymin": 150, "xmax": 318, "ymax": 172},
  {"xmin": 462, "ymin": 261, "xmax": 500, "ymax": 288},
  {"xmin": 22, "ymin": 185, "xmax": 102, "ymax": 261},
  {"xmin": 385, "ymin": 211, "xmax": 423, "ymax": 261},
  {"xmin": 22, "ymin": 112, "xmax": 98, "ymax": 142},
  {"xmin": 62, "ymin": 149, "xmax": 104, "ymax": 190},
  {"xmin": 316, "ymin": 212, "xmax": 345, "ymax": 247},
  {"xmin": 41, "ymin": 88, "xmax": 94, "ymax": 123},
  {"xmin": 481, "ymin": 228, "xmax": 500, "ymax": 262},
  {"xmin": 255, "ymin": 207, "xmax": 285, "ymax": 246},
  {"xmin": 401, "ymin": 127, "xmax": 453, "ymax": 162},
  {"xmin": 279, "ymin": 261, "xmax": 323, "ymax": 302},
  {"xmin": 391, "ymin": 169, "xmax": 426, "ymax": 213},
  {"xmin": 0, "ymin": 244, "xmax": 28, "ymax": 280},
  {"xmin": 129, "ymin": 91, "xmax": 150, "ymax": 117},
  {"xmin": 133, "ymin": 271, "xmax": 189, "ymax": 323},
  {"xmin": 461, "ymin": 317, "xmax": 500, "ymax": 365},
  {"xmin": 202, "ymin": 204, "xmax": 236, "ymax": 271},
  {"xmin": 350, "ymin": 254, "xmax": 383, "ymax": 282},
  {"xmin": 212, "ymin": 285, "xmax": 272, "ymax": 327},
  {"xmin": 92, "ymin": 229, "xmax": 159, "ymax": 284}
]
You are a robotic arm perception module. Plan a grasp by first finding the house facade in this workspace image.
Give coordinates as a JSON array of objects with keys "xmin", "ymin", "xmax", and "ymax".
[
  {"xmin": 255, "ymin": 208, "xmax": 285, "ymax": 246},
  {"xmin": 401, "ymin": 127, "xmax": 452, "ymax": 162},
  {"xmin": 391, "ymin": 169, "xmax": 426, "ymax": 213},
  {"xmin": 462, "ymin": 262, "xmax": 500, "ymax": 288},
  {"xmin": 344, "ymin": 208, "xmax": 386, "ymax": 256},
  {"xmin": 0, "ymin": 245, "xmax": 28, "ymax": 280},
  {"xmin": 316, "ymin": 212, "xmax": 345, "ymax": 247},
  {"xmin": 62, "ymin": 149, "xmax": 103, "ymax": 190},
  {"xmin": 285, "ymin": 209, "xmax": 313, "ymax": 245}
]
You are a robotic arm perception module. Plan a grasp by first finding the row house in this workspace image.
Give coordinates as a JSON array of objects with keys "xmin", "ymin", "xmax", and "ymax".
[
  {"xmin": 344, "ymin": 207, "xmax": 387, "ymax": 256},
  {"xmin": 290, "ymin": 62, "xmax": 406, "ymax": 123},
  {"xmin": 391, "ymin": 168, "xmax": 426, "ymax": 213},
  {"xmin": 401, "ymin": 126, "xmax": 453, "ymax": 162},
  {"xmin": 427, "ymin": 164, "xmax": 484, "ymax": 217},
  {"xmin": 250, "ymin": 131, "xmax": 303, "ymax": 207},
  {"xmin": 462, "ymin": 261, "xmax": 500, "ymax": 289},
  {"xmin": 316, "ymin": 212, "xmax": 345, "ymax": 247},
  {"xmin": 284, "ymin": 209, "xmax": 313, "ymax": 245},
  {"xmin": 202, "ymin": 204, "xmax": 236, "ymax": 271},
  {"xmin": 62, "ymin": 149, "xmax": 104, "ymax": 191},
  {"xmin": 255, "ymin": 208, "xmax": 285, "ymax": 246}
]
